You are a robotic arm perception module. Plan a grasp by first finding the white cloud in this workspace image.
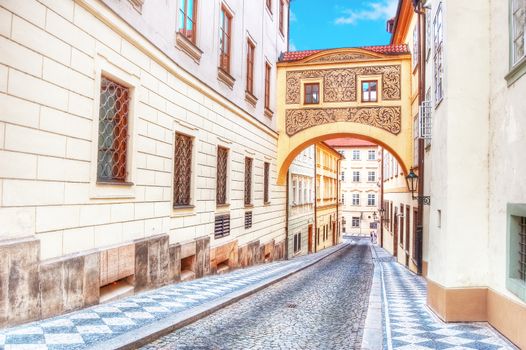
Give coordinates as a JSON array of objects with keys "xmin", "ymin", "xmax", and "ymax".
[
  {"xmin": 334, "ymin": 0, "xmax": 398, "ymax": 25},
  {"xmin": 289, "ymin": 41, "xmax": 297, "ymax": 51},
  {"xmin": 290, "ymin": 10, "xmax": 297, "ymax": 22}
]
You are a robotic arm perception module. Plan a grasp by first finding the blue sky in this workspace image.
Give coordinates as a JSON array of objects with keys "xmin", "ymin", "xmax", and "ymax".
[{"xmin": 289, "ymin": 0, "xmax": 399, "ymax": 51}]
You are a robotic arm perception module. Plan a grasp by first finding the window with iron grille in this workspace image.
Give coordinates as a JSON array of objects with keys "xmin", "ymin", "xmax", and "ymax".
[
  {"xmin": 244, "ymin": 157, "xmax": 253, "ymax": 205},
  {"xmin": 219, "ymin": 6, "xmax": 232, "ymax": 73},
  {"xmin": 215, "ymin": 214, "xmax": 230, "ymax": 238},
  {"xmin": 519, "ymin": 217, "xmax": 526, "ymax": 282},
  {"xmin": 97, "ymin": 76, "xmax": 130, "ymax": 183},
  {"xmin": 173, "ymin": 133, "xmax": 193, "ymax": 207},
  {"xmin": 178, "ymin": 0, "xmax": 198, "ymax": 43},
  {"xmin": 264, "ymin": 162, "xmax": 270, "ymax": 203},
  {"xmin": 216, "ymin": 147, "xmax": 228, "ymax": 205},
  {"xmin": 245, "ymin": 211, "xmax": 253, "ymax": 229}
]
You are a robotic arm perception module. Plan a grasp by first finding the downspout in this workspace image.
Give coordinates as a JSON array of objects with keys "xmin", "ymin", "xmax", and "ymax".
[
  {"xmin": 285, "ymin": 169, "xmax": 290, "ymax": 260},
  {"xmin": 414, "ymin": 2, "xmax": 427, "ymax": 275},
  {"xmin": 336, "ymin": 158, "xmax": 340, "ymax": 245},
  {"xmin": 380, "ymin": 147, "xmax": 385, "ymax": 248},
  {"xmin": 314, "ymin": 145, "xmax": 318, "ymax": 253}
]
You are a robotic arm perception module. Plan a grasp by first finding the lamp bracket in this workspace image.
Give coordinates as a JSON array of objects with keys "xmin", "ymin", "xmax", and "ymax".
[{"xmin": 415, "ymin": 196, "xmax": 431, "ymax": 205}]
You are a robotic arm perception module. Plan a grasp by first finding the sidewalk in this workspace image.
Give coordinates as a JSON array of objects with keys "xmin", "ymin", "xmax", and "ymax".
[
  {"xmin": 372, "ymin": 245, "xmax": 517, "ymax": 350},
  {"xmin": 0, "ymin": 244, "xmax": 348, "ymax": 350}
]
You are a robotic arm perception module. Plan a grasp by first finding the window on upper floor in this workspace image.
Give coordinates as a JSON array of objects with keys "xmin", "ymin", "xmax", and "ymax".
[
  {"xmin": 361, "ymin": 80, "xmax": 378, "ymax": 102},
  {"xmin": 219, "ymin": 6, "xmax": 233, "ymax": 73},
  {"xmin": 352, "ymin": 150, "xmax": 360, "ymax": 160},
  {"xmin": 412, "ymin": 25, "xmax": 419, "ymax": 70},
  {"xmin": 246, "ymin": 39, "xmax": 255, "ymax": 95},
  {"xmin": 511, "ymin": 0, "xmax": 526, "ymax": 66},
  {"xmin": 433, "ymin": 3, "xmax": 444, "ymax": 105},
  {"xmin": 352, "ymin": 171, "xmax": 360, "ymax": 182},
  {"xmin": 97, "ymin": 76, "xmax": 130, "ymax": 183},
  {"xmin": 304, "ymin": 83, "xmax": 320, "ymax": 104},
  {"xmin": 352, "ymin": 217, "xmax": 360, "ymax": 228},
  {"xmin": 173, "ymin": 133, "xmax": 193, "ymax": 207},
  {"xmin": 352, "ymin": 193, "xmax": 360, "ymax": 206},
  {"xmin": 368, "ymin": 171, "xmax": 376, "ymax": 182},
  {"xmin": 341, "ymin": 171, "xmax": 345, "ymax": 181},
  {"xmin": 178, "ymin": 0, "xmax": 198, "ymax": 44},
  {"xmin": 266, "ymin": 0, "xmax": 272, "ymax": 13},
  {"xmin": 368, "ymin": 193, "xmax": 376, "ymax": 206},
  {"xmin": 279, "ymin": 0, "xmax": 285, "ymax": 35},
  {"xmin": 368, "ymin": 150, "xmax": 376, "ymax": 160},
  {"xmin": 265, "ymin": 62, "xmax": 272, "ymax": 113}
]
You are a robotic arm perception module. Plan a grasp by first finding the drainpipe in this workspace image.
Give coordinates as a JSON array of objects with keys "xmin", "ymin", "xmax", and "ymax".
[
  {"xmin": 314, "ymin": 145, "xmax": 318, "ymax": 253},
  {"xmin": 285, "ymin": 169, "xmax": 290, "ymax": 260},
  {"xmin": 336, "ymin": 158, "xmax": 340, "ymax": 245},
  {"xmin": 380, "ymin": 148, "xmax": 385, "ymax": 248}
]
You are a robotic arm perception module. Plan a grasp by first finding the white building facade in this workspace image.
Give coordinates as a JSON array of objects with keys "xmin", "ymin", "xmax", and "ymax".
[{"xmin": 0, "ymin": 0, "xmax": 290, "ymax": 327}]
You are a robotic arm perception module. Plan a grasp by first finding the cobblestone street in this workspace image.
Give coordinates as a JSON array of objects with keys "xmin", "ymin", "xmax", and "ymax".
[{"xmin": 142, "ymin": 240, "xmax": 374, "ymax": 350}]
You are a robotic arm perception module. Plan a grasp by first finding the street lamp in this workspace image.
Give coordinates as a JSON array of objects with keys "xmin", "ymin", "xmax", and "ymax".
[
  {"xmin": 372, "ymin": 212, "xmax": 378, "ymax": 221},
  {"xmin": 405, "ymin": 169, "xmax": 431, "ymax": 205}
]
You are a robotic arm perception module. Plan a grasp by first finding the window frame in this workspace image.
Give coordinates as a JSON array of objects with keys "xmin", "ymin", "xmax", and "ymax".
[
  {"xmin": 352, "ymin": 171, "xmax": 360, "ymax": 182},
  {"xmin": 352, "ymin": 150, "xmax": 360, "ymax": 160},
  {"xmin": 368, "ymin": 149, "xmax": 376, "ymax": 160},
  {"xmin": 173, "ymin": 132, "xmax": 194, "ymax": 208},
  {"xmin": 507, "ymin": 0, "xmax": 526, "ymax": 84},
  {"xmin": 368, "ymin": 171, "xmax": 376, "ymax": 182},
  {"xmin": 264, "ymin": 162, "xmax": 270, "ymax": 204},
  {"xmin": 264, "ymin": 62, "xmax": 272, "ymax": 112},
  {"xmin": 303, "ymin": 82, "xmax": 320, "ymax": 105},
  {"xmin": 352, "ymin": 217, "xmax": 360, "ymax": 228},
  {"xmin": 433, "ymin": 3, "xmax": 444, "ymax": 106},
  {"xmin": 361, "ymin": 80, "xmax": 378, "ymax": 103},
  {"xmin": 216, "ymin": 146, "xmax": 229, "ymax": 206},
  {"xmin": 219, "ymin": 5, "xmax": 233, "ymax": 74},
  {"xmin": 246, "ymin": 38, "xmax": 256, "ymax": 95},
  {"xmin": 367, "ymin": 193, "xmax": 376, "ymax": 206},
  {"xmin": 178, "ymin": 0, "xmax": 198, "ymax": 44},
  {"xmin": 279, "ymin": 0, "xmax": 285, "ymax": 35},
  {"xmin": 352, "ymin": 193, "xmax": 360, "ymax": 206},
  {"xmin": 244, "ymin": 157, "xmax": 253, "ymax": 206},
  {"xmin": 506, "ymin": 203, "xmax": 526, "ymax": 302}
]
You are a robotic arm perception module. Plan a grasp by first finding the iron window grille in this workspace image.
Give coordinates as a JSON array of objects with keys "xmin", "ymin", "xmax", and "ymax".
[
  {"xmin": 97, "ymin": 76, "xmax": 130, "ymax": 183},
  {"xmin": 173, "ymin": 133, "xmax": 193, "ymax": 207},
  {"xmin": 264, "ymin": 162, "xmax": 270, "ymax": 203},
  {"xmin": 245, "ymin": 211, "xmax": 253, "ymax": 229},
  {"xmin": 216, "ymin": 147, "xmax": 228, "ymax": 205},
  {"xmin": 214, "ymin": 214, "xmax": 230, "ymax": 238},
  {"xmin": 519, "ymin": 217, "xmax": 526, "ymax": 282},
  {"xmin": 244, "ymin": 157, "xmax": 253, "ymax": 205},
  {"xmin": 178, "ymin": 0, "xmax": 198, "ymax": 43},
  {"xmin": 418, "ymin": 100, "xmax": 432, "ymax": 139}
]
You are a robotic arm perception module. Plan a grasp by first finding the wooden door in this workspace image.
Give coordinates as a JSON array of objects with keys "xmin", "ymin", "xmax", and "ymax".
[
  {"xmin": 332, "ymin": 222, "xmax": 336, "ymax": 245},
  {"xmin": 308, "ymin": 224, "xmax": 313, "ymax": 253}
]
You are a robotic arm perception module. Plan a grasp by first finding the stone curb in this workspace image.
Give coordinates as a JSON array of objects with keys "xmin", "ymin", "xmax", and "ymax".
[{"xmin": 88, "ymin": 242, "xmax": 351, "ymax": 350}]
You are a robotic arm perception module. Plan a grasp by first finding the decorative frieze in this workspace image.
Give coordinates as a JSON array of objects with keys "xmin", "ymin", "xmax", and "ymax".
[
  {"xmin": 307, "ymin": 52, "xmax": 379, "ymax": 63},
  {"xmin": 285, "ymin": 106, "xmax": 402, "ymax": 136},
  {"xmin": 285, "ymin": 65, "xmax": 401, "ymax": 104}
]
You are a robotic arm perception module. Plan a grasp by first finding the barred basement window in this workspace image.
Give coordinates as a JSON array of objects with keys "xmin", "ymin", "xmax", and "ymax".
[
  {"xmin": 519, "ymin": 217, "xmax": 526, "ymax": 282},
  {"xmin": 245, "ymin": 211, "xmax": 253, "ymax": 229},
  {"xmin": 215, "ymin": 214, "xmax": 230, "ymax": 238},
  {"xmin": 97, "ymin": 76, "xmax": 130, "ymax": 183},
  {"xmin": 216, "ymin": 147, "xmax": 228, "ymax": 205},
  {"xmin": 244, "ymin": 157, "xmax": 253, "ymax": 205},
  {"xmin": 173, "ymin": 133, "xmax": 193, "ymax": 207},
  {"xmin": 264, "ymin": 162, "xmax": 270, "ymax": 203}
]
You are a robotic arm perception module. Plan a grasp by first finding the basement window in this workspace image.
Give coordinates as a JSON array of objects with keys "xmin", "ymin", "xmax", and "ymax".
[
  {"xmin": 506, "ymin": 204, "xmax": 526, "ymax": 302},
  {"xmin": 181, "ymin": 255, "xmax": 196, "ymax": 281}
]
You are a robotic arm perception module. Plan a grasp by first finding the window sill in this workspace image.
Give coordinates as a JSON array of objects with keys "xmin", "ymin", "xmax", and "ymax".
[
  {"xmin": 244, "ymin": 204, "xmax": 254, "ymax": 209},
  {"xmin": 175, "ymin": 32, "xmax": 203, "ymax": 63},
  {"xmin": 96, "ymin": 181, "xmax": 134, "ymax": 187},
  {"xmin": 505, "ymin": 56, "xmax": 526, "ymax": 86},
  {"xmin": 264, "ymin": 201, "xmax": 271, "ymax": 206},
  {"xmin": 172, "ymin": 205, "xmax": 196, "ymax": 217},
  {"xmin": 264, "ymin": 107, "xmax": 274, "ymax": 118},
  {"xmin": 245, "ymin": 91, "xmax": 258, "ymax": 107},
  {"xmin": 218, "ymin": 68, "xmax": 235, "ymax": 89}
]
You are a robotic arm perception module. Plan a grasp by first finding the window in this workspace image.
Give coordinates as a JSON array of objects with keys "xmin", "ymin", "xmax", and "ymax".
[
  {"xmin": 304, "ymin": 83, "xmax": 320, "ymax": 104},
  {"xmin": 352, "ymin": 150, "xmax": 360, "ymax": 160},
  {"xmin": 518, "ymin": 217, "xmax": 526, "ymax": 282},
  {"xmin": 279, "ymin": 0, "xmax": 285, "ymax": 35},
  {"xmin": 244, "ymin": 157, "xmax": 252, "ymax": 205},
  {"xmin": 97, "ymin": 76, "xmax": 130, "ymax": 183},
  {"xmin": 178, "ymin": 0, "xmax": 198, "ymax": 43},
  {"xmin": 352, "ymin": 193, "xmax": 360, "ymax": 206},
  {"xmin": 341, "ymin": 171, "xmax": 345, "ymax": 181},
  {"xmin": 433, "ymin": 3, "xmax": 444, "ymax": 105},
  {"xmin": 352, "ymin": 217, "xmax": 360, "ymax": 228},
  {"xmin": 368, "ymin": 193, "xmax": 376, "ymax": 206},
  {"xmin": 264, "ymin": 162, "xmax": 270, "ymax": 203},
  {"xmin": 173, "ymin": 133, "xmax": 193, "ymax": 207},
  {"xmin": 400, "ymin": 204, "xmax": 405, "ymax": 246},
  {"xmin": 352, "ymin": 171, "xmax": 360, "ymax": 182},
  {"xmin": 412, "ymin": 25, "xmax": 419, "ymax": 69},
  {"xmin": 425, "ymin": 6, "xmax": 432, "ymax": 60},
  {"xmin": 265, "ymin": 63, "xmax": 272, "ymax": 112},
  {"xmin": 361, "ymin": 81, "xmax": 378, "ymax": 102},
  {"xmin": 341, "ymin": 193, "xmax": 345, "ymax": 204},
  {"xmin": 246, "ymin": 39, "xmax": 255, "ymax": 95},
  {"xmin": 368, "ymin": 171, "xmax": 376, "ymax": 182},
  {"xmin": 219, "ymin": 6, "xmax": 232, "ymax": 73},
  {"xmin": 266, "ymin": 0, "xmax": 272, "ymax": 13},
  {"xmin": 216, "ymin": 147, "xmax": 228, "ymax": 205},
  {"xmin": 506, "ymin": 206, "xmax": 526, "ymax": 302},
  {"xmin": 413, "ymin": 114, "xmax": 419, "ymax": 166},
  {"xmin": 511, "ymin": 0, "xmax": 526, "ymax": 66},
  {"xmin": 368, "ymin": 150, "xmax": 376, "ymax": 160},
  {"xmin": 293, "ymin": 232, "xmax": 302, "ymax": 253}
]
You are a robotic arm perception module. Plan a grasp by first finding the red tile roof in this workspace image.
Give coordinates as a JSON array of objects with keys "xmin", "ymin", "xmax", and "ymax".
[
  {"xmin": 324, "ymin": 138, "xmax": 378, "ymax": 148},
  {"xmin": 280, "ymin": 44, "xmax": 409, "ymax": 62}
]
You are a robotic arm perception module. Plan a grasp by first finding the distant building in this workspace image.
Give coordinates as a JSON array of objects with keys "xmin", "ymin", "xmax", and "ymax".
[{"xmin": 325, "ymin": 139, "xmax": 381, "ymax": 238}]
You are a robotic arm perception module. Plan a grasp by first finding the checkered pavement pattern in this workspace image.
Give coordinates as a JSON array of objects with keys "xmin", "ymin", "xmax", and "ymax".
[
  {"xmin": 0, "ymin": 250, "xmax": 329, "ymax": 350},
  {"xmin": 379, "ymin": 254, "xmax": 517, "ymax": 350}
]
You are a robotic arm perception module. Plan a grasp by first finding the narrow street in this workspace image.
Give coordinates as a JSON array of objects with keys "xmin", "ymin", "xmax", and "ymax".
[{"xmin": 142, "ymin": 240, "xmax": 374, "ymax": 350}]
